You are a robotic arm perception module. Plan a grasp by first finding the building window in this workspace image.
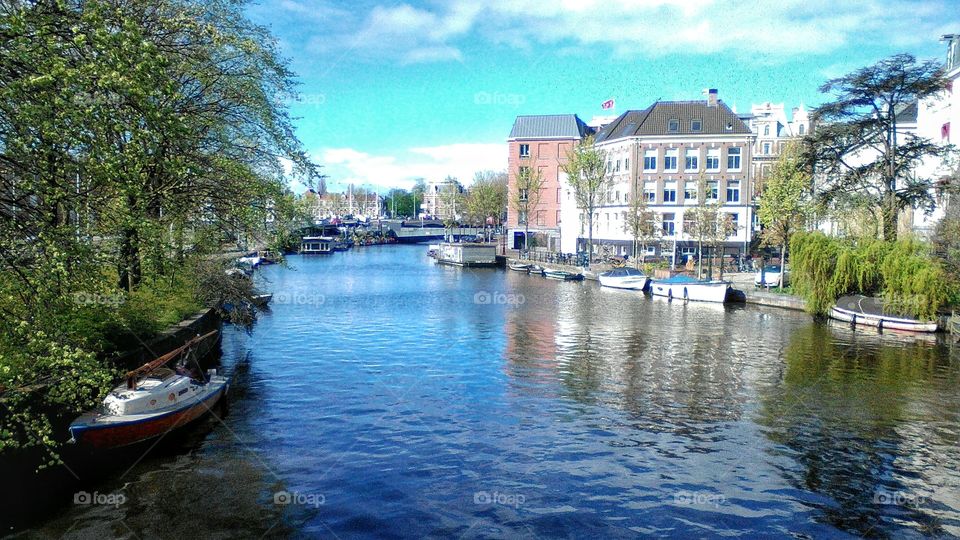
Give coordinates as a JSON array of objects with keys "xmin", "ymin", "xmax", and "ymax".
[
  {"xmin": 691, "ymin": 119, "xmax": 702, "ymax": 132},
  {"xmin": 727, "ymin": 147, "xmax": 742, "ymax": 171},
  {"xmin": 662, "ymin": 213, "xmax": 676, "ymax": 236},
  {"xmin": 664, "ymin": 149, "xmax": 679, "ymax": 172},
  {"xmin": 606, "ymin": 160, "xmax": 612, "ymax": 173},
  {"xmin": 536, "ymin": 211, "xmax": 545, "ymax": 227},
  {"xmin": 706, "ymin": 149, "xmax": 720, "ymax": 171},
  {"xmin": 556, "ymin": 210, "xmax": 561, "ymax": 224},
  {"xmin": 518, "ymin": 188, "xmax": 529, "ymax": 202},
  {"xmin": 663, "ymin": 185, "xmax": 677, "ymax": 203},
  {"xmin": 624, "ymin": 158, "xmax": 630, "ymax": 170},
  {"xmin": 798, "ymin": 124, "xmax": 805, "ymax": 135},
  {"xmin": 728, "ymin": 213, "xmax": 739, "ymax": 236},
  {"xmin": 684, "ymin": 152, "xmax": 699, "ymax": 172},
  {"xmin": 763, "ymin": 125, "xmax": 770, "ymax": 136},
  {"xmin": 518, "ymin": 211, "xmax": 527, "ymax": 224},
  {"xmin": 763, "ymin": 142, "xmax": 771, "ymax": 155},
  {"xmin": 519, "ymin": 144, "xmax": 530, "ymax": 158},
  {"xmin": 707, "ymin": 181, "xmax": 719, "ymax": 201},
  {"xmin": 726, "ymin": 180, "xmax": 740, "ymax": 203},
  {"xmin": 643, "ymin": 150, "xmax": 657, "ymax": 171},
  {"xmin": 684, "ymin": 181, "xmax": 697, "ymax": 202},
  {"xmin": 616, "ymin": 159, "xmax": 622, "ymax": 172},
  {"xmin": 668, "ymin": 119, "xmax": 679, "ymax": 131},
  {"xmin": 556, "ymin": 188, "xmax": 561, "ymax": 204}
]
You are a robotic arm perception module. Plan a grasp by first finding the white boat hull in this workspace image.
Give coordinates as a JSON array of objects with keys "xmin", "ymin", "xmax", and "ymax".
[
  {"xmin": 650, "ymin": 280, "xmax": 730, "ymax": 303},
  {"xmin": 598, "ymin": 275, "xmax": 649, "ymax": 290},
  {"xmin": 829, "ymin": 306, "xmax": 938, "ymax": 333}
]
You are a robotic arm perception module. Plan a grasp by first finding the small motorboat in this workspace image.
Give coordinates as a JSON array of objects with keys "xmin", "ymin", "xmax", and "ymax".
[
  {"xmin": 830, "ymin": 294, "xmax": 938, "ymax": 333},
  {"xmin": 68, "ymin": 331, "xmax": 229, "ymax": 449},
  {"xmin": 509, "ymin": 262, "xmax": 533, "ymax": 272},
  {"xmin": 599, "ymin": 267, "xmax": 649, "ymax": 291},
  {"xmin": 649, "ymin": 275, "xmax": 730, "ymax": 303},
  {"xmin": 543, "ymin": 268, "xmax": 584, "ymax": 281},
  {"xmin": 529, "ymin": 265, "xmax": 545, "ymax": 276}
]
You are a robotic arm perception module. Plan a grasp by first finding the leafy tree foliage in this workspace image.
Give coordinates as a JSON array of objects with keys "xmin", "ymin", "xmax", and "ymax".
[
  {"xmin": 0, "ymin": 0, "xmax": 319, "ymax": 456},
  {"xmin": 807, "ymin": 54, "xmax": 951, "ymax": 241},
  {"xmin": 561, "ymin": 135, "xmax": 612, "ymax": 260},
  {"xmin": 758, "ymin": 141, "xmax": 813, "ymax": 287}
]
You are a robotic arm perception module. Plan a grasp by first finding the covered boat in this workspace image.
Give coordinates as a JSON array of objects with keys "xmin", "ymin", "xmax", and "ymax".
[
  {"xmin": 649, "ymin": 275, "xmax": 730, "ymax": 303},
  {"xmin": 598, "ymin": 267, "xmax": 649, "ymax": 291},
  {"xmin": 543, "ymin": 268, "xmax": 584, "ymax": 281},
  {"xmin": 830, "ymin": 294, "xmax": 938, "ymax": 333},
  {"xmin": 68, "ymin": 331, "xmax": 229, "ymax": 449}
]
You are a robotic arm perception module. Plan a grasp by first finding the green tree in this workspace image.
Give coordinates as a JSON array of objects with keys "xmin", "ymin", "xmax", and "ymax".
[
  {"xmin": 561, "ymin": 135, "xmax": 612, "ymax": 262},
  {"xmin": 510, "ymin": 165, "xmax": 545, "ymax": 251},
  {"xmin": 807, "ymin": 53, "xmax": 951, "ymax": 241},
  {"xmin": 466, "ymin": 170, "xmax": 507, "ymax": 241},
  {"xmin": 758, "ymin": 141, "xmax": 813, "ymax": 287},
  {"xmin": 622, "ymin": 184, "xmax": 659, "ymax": 268},
  {"xmin": 685, "ymin": 174, "xmax": 737, "ymax": 279}
]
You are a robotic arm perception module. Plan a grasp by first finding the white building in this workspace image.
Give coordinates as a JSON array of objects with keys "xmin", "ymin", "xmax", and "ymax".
[
  {"xmin": 559, "ymin": 90, "xmax": 756, "ymax": 261},
  {"xmin": 739, "ymin": 102, "xmax": 811, "ymax": 191},
  {"xmin": 421, "ymin": 178, "xmax": 464, "ymax": 220}
]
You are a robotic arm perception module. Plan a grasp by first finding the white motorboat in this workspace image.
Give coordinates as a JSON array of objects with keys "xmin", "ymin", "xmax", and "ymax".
[
  {"xmin": 598, "ymin": 267, "xmax": 649, "ymax": 291},
  {"xmin": 649, "ymin": 275, "xmax": 730, "ymax": 303}
]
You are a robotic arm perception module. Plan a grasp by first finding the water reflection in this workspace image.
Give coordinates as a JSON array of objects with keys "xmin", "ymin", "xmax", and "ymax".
[{"xmin": 757, "ymin": 323, "xmax": 960, "ymax": 537}]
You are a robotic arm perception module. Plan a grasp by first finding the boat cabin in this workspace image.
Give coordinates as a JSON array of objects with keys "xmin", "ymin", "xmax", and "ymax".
[
  {"xmin": 435, "ymin": 242, "xmax": 497, "ymax": 267},
  {"xmin": 301, "ymin": 236, "xmax": 334, "ymax": 254}
]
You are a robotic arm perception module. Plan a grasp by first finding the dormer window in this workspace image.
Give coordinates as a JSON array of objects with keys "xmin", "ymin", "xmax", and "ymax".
[
  {"xmin": 691, "ymin": 119, "xmax": 702, "ymax": 132},
  {"xmin": 668, "ymin": 119, "xmax": 679, "ymax": 132}
]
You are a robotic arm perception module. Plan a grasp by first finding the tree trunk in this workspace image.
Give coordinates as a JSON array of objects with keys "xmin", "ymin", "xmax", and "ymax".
[
  {"xmin": 587, "ymin": 214, "xmax": 594, "ymax": 268},
  {"xmin": 118, "ymin": 226, "xmax": 141, "ymax": 292},
  {"xmin": 882, "ymin": 194, "xmax": 898, "ymax": 241},
  {"xmin": 779, "ymin": 243, "xmax": 787, "ymax": 289},
  {"xmin": 697, "ymin": 239, "xmax": 703, "ymax": 279}
]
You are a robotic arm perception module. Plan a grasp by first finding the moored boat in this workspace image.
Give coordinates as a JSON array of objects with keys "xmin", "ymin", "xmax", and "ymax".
[
  {"xmin": 301, "ymin": 236, "xmax": 334, "ymax": 254},
  {"xmin": 649, "ymin": 275, "xmax": 730, "ymax": 303},
  {"xmin": 829, "ymin": 294, "xmax": 938, "ymax": 333},
  {"xmin": 543, "ymin": 268, "xmax": 584, "ymax": 281},
  {"xmin": 508, "ymin": 262, "xmax": 533, "ymax": 272},
  {"xmin": 598, "ymin": 267, "xmax": 649, "ymax": 291},
  {"xmin": 435, "ymin": 242, "xmax": 497, "ymax": 267},
  {"xmin": 68, "ymin": 331, "xmax": 229, "ymax": 449}
]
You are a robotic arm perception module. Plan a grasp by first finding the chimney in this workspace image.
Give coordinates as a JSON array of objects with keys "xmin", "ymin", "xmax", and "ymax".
[{"xmin": 706, "ymin": 88, "xmax": 718, "ymax": 107}]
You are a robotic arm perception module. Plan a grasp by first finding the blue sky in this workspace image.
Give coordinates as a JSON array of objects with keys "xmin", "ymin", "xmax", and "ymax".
[{"xmin": 245, "ymin": 0, "xmax": 960, "ymax": 193}]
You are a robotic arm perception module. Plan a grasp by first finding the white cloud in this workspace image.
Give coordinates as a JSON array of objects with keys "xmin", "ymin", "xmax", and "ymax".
[
  {"xmin": 302, "ymin": 0, "xmax": 960, "ymax": 64},
  {"xmin": 318, "ymin": 143, "xmax": 507, "ymax": 191}
]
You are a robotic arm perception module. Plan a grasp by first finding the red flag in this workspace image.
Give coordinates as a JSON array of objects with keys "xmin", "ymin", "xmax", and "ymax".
[
  {"xmin": 601, "ymin": 99, "xmax": 615, "ymax": 110},
  {"xmin": 943, "ymin": 122, "xmax": 951, "ymax": 141}
]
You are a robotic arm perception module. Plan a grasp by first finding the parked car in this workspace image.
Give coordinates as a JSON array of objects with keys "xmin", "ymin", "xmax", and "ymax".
[{"xmin": 755, "ymin": 265, "xmax": 788, "ymax": 287}]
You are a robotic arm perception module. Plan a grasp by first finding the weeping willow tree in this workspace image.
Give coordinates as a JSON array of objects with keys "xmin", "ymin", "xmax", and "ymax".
[{"xmin": 790, "ymin": 232, "xmax": 956, "ymax": 320}]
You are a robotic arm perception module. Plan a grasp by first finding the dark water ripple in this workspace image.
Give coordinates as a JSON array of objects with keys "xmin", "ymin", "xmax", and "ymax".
[{"xmin": 13, "ymin": 245, "xmax": 960, "ymax": 539}]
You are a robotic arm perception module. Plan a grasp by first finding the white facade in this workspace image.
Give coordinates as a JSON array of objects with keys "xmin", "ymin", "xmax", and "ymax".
[{"xmin": 559, "ymin": 97, "xmax": 756, "ymax": 259}]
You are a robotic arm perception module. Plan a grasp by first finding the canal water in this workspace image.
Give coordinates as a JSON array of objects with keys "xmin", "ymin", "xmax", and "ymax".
[{"xmin": 12, "ymin": 245, "xmax": 960, "ymax": 538}]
